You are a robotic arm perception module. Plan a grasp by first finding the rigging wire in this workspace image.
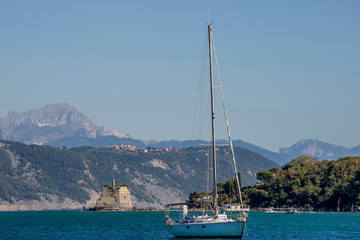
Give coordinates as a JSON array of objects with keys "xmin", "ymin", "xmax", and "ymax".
[
  {"xmin": 212, "ymin": 31, "xmax": 244, "ymax": 208},
  {"xmin": 190, "ymin": 24, "xmax": 245, "ymax": 210},
  {"xmin": 190, "ymin": 32, "xmax": 208, "ymax": 141},
  {"xmin": 191, "ymin": 31, "xmax": 212, "ymax": 194}
]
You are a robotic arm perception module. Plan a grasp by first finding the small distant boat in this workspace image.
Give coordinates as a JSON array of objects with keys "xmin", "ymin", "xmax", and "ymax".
[
  {"xmin": 264, "ymin": 207, "xmax": 286, "ymax": 213},
  {"xmin": 265, "ymin": 209, "xmax": 275, "ymax": 213},
  {"xmin": 285, "ymin": 209, "xmax": 298, "ymax": 214},
  {"xmin": 223, "ymin": 204, "xmax": 250, "ymax": 212},
  {"xmin": 163, "ymin": 23, "xmax": 248, "ymax": 238},
  {"xmin": 264, "ymin": 208, "xmax": 276, "ymax": 213}
]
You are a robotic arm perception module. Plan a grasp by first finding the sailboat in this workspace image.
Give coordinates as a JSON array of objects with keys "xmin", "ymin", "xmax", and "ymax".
[{"xmin": 164, "ymin": 23, "xmax": 248, "ymax": 238}]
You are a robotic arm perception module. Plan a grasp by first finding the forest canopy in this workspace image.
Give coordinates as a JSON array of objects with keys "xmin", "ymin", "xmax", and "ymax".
[{"xmin": 189, "ymin": 155, "xmax": 360, "ymax": 211}]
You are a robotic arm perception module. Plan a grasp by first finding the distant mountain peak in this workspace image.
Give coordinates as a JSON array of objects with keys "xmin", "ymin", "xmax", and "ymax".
[
  {"xmin": 2, "ymin": 103, "xmax": 92, "ymax": 127},
  {"xmin": 96, "ymin": 126, "xmax": 132, "ymax": 139},
  {"xmin": 0, "ymin": 103, "xmax": 130, "ymax": 145},
  {"xmin": 295, "ymin": 138, "xmax": 331, "ymax": 146},
  {"xmin": 286, "ymin": 139, "xmax": 349, "ymax": 150},
  {"xmin": 279, "ymin": 138, "xmax": 354, "ymax": 160}
]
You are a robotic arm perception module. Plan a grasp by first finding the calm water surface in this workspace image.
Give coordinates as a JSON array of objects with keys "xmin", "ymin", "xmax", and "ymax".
[{"xmin": 0, "ymin": 211, "xmax": 359, "ymax": 240}]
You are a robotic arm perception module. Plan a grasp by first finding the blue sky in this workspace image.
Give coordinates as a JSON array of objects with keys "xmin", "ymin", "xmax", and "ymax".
[{"xmin": 1, "ymin": 1, "xmax": 359, "ymax": 152}]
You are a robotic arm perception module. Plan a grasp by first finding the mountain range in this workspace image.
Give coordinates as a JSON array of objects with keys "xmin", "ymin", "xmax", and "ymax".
[
  {"xmin": 1, "ymin": 103, "xmax": 359, "ymax": 211},
  {"xmin": 1, "ymin": 103, "xmax": 359, "ymax": 165}
]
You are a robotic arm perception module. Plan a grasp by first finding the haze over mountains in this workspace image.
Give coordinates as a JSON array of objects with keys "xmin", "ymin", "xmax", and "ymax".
[{"xmin": 1, "ymin": 103, "xmax": 359, "ymax": 165}]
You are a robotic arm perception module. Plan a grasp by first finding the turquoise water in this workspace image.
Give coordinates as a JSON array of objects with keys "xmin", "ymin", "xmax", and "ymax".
[{"xmin": 0, "ymin": 211, "xmax": 359, "ymax": 239}]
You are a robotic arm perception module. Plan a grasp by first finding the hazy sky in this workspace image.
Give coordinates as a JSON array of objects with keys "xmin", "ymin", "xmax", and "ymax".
[{"xmin": 1, "ymin": 1, "xmax": 359, "ymax": 152}]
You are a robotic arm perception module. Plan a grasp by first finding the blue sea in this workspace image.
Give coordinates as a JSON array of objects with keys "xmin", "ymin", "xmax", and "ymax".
[{"xmin": 0, "ymin": 211, "xmax": 359, "ymax": 240}]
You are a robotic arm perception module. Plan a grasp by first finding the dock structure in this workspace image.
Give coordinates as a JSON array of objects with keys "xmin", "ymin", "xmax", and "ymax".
[{"xmin": 94, "ymin": 179, "xmax": 133, "ymax": 211}]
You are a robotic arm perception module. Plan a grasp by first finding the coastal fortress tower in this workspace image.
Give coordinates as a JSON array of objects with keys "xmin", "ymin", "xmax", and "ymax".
[{"xmin": 95, "ymin": 179, "xmax": 133, "ymax": 211}]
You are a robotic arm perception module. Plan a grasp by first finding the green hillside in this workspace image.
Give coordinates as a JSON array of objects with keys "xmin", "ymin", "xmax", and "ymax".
[
  {"xmin": 0, "ymin": 141, "xmax": 91, "ymax": 203},
  {"xmin": 0, "ymin": 140, "xmax": 278, "ymax": 207}
]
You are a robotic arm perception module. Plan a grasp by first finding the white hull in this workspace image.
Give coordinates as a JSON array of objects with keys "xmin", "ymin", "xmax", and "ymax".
[{"xmin": 166, "ymin": 221, "xmax": 246, "ymax": 238}]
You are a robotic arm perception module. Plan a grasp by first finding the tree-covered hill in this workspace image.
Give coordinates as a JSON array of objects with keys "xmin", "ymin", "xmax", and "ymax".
[
  {"xmin": 0, "ymin": 140, "xmax": 278, "ymax": 210},
  {"xmin": 243, "ymin": 155, "xmax": 360, "ymax": 211}
]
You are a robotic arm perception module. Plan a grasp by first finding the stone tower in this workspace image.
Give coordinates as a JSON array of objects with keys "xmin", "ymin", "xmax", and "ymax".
[{"xmin": 95, "ymin": 179, "xmax": 133, "ymax": 211}]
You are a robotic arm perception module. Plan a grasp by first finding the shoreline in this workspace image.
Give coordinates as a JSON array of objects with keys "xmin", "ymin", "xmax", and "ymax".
[{"xmin": 0, "ymin": 207, "xmax": 358, "ymax": 213}]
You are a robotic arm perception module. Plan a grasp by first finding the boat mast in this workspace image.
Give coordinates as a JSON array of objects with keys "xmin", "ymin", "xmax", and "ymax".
[{"xmin": 208, "ymin": 23, "xmax": 218, "ymax": 215}]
